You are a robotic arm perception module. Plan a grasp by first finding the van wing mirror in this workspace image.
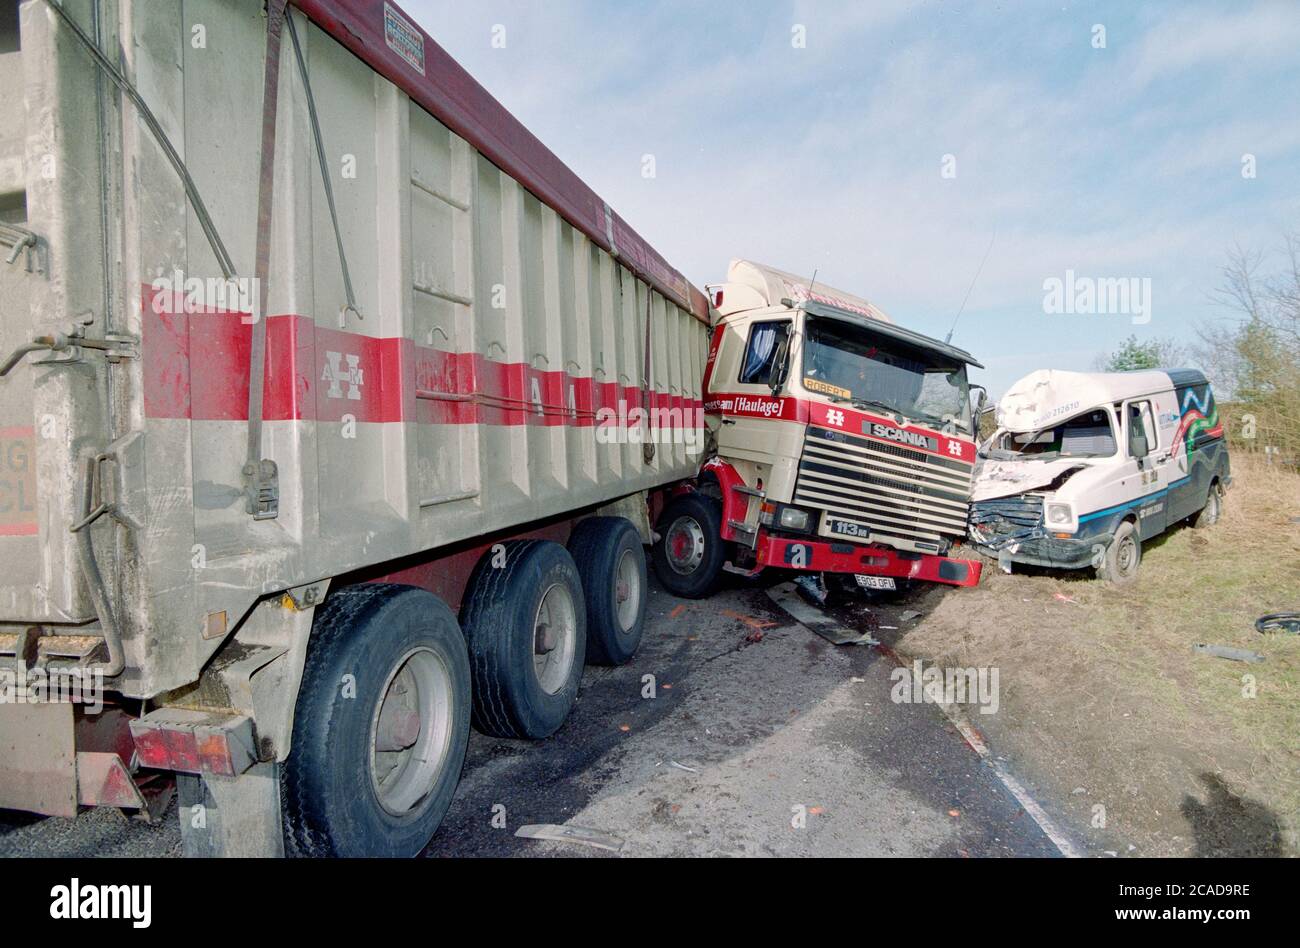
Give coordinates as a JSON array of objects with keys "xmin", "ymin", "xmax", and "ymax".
[{"xmin": 1129, "ymin": 427, "xmax": 1149, "ymax": 459}]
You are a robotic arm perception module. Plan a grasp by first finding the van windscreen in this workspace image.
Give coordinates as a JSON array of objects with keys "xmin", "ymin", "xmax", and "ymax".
[{"xmin": 994, "ymin": 409, "xmax": 1116, "ymax": 459}]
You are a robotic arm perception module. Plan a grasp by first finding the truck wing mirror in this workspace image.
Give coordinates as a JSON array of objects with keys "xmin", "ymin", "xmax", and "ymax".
[{"xmin": 769, "ymin": 336, "xmax": 791, "ymax": 395}]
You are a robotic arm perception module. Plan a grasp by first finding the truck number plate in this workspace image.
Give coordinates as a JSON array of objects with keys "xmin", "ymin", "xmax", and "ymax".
[{"xmin": 855, "ymin": 575, "xmax": 896, "ymax": 590}]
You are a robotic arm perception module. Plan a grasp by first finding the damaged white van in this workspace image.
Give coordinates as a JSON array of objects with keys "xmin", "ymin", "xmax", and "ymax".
[{"xmin": 969, "ymin": 369, "xmax": 1230, "ymax": 584}]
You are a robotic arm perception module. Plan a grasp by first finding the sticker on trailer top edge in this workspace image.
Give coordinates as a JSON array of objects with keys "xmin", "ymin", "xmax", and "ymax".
[{"xmin": 384, "ymin": 2, "xmax": 426, "ymax": 75}]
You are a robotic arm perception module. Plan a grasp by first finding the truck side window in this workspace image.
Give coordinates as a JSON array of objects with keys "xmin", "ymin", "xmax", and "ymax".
[{"xmin": 738, "ymin": 321, "xmax": 790, "ymax": 385}]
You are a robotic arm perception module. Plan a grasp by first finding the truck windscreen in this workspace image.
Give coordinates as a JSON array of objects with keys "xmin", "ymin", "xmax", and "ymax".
[{"xmin": 802, "ymin": 316, "xmax": 971, "ymax": 431}]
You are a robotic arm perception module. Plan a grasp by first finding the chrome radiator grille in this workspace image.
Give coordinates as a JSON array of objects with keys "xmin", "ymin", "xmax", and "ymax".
[{"xmin": 794, "ymin": 424, "xmax": 973, "ymax": 549}]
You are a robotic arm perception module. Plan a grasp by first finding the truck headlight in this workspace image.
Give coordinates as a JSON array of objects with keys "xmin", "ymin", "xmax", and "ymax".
[
  {"xmin": 778, "ymin": 507, "xmax": 811, "ymax": 531},
  {"xmin": 1045, "ymin": 503, "xmax": 1073, "ymax": 525}
]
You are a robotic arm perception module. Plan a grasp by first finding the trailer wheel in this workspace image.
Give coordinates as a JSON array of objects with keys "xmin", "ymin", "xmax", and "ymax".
[
  {"xmin": 461, "ymin": 540, "xmax": 587, "ymax": 739},
  {"xmin": 1191, "ymin": 480, "xmax": 1223, "ymax": 529},
  {"xmin": 282, "ymin": 583, "xmax": 470, "ymax": 858},
  {"xmin": 1098, "ymin": 521, "xmax": 1141, "ymax": 586},
  {"xmin": 568, "ymin": 517, "xmax": 647, "ymax": 665},
  {"xmin": 652, "ymin": 491, "xmax": 726, "ymax": 599}
]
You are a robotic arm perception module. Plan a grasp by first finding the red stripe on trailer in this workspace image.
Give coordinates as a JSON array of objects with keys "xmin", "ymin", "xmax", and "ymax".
[
  {"xmin": 141, "ymin": 287, "xmax": 704, "ymax": 427},
  {"xmin": 292, "ymin": 0, "xmax": 710, "ymax": 323}
]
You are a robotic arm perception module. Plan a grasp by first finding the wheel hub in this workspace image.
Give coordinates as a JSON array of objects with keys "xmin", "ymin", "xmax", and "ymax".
[
  {"xmin": 664, "ymin": 516, "xmax": 705, "ymax": 575},
  {"xmin": 533, "ymin": 583, "xmax": 577, "ymax": 695},
  {"xmin": 369, "ymin": 647, "xmax": 455, "ymax": 817}
]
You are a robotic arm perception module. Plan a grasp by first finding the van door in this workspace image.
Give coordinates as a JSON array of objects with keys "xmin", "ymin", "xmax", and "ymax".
[{"xmin": 1122, "ymin": 398, "xmax": 1169, "ymax": 538}]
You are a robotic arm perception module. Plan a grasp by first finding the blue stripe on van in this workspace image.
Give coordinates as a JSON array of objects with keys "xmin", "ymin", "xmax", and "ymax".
[{"xmin": 1077, "ymin": 475, "xmax": 1190, "ymax": 523}]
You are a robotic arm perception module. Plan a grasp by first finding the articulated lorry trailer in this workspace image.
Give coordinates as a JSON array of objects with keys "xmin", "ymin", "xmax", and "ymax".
[{"xmin": 0, "ymin": 0, "xmax": 981, "ymax": 857}]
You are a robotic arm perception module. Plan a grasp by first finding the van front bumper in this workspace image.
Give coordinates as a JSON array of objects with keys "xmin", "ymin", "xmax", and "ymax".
[{"xmin": 973, "ymin": 532, "xmax": 1112, "ymax": 571}]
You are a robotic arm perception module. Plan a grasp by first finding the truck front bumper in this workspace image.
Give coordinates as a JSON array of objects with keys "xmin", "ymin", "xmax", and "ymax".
[{"xmin": 750, "ymin": 532, "xmax": 982, "ymax": 587}]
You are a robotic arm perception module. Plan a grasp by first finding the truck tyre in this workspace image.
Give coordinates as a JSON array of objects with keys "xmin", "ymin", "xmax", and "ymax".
[
  {"xmin": 461, "ymin": 540, "xmax": 587, "ymax": 739},
  {"xmin": 568, "ymin": 517, "xmax": 647, "ymax": 666},
  {"xmin": 652, "ymin": 491, "xmax": 726, "ymax": 599},
  {"xmin": 282, "ymin": 583, "xmax": 471, "ymax": 858},
  {"xmin": 1099, "ymin": 520, "xmax": 1141, "ymax": 586},
  {"xmin": 1191, "ymin": 481, "xmax": 1222, "ymax": 529}
]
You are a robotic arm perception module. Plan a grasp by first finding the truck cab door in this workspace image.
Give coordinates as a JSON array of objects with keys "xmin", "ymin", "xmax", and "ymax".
[{"xmin": 713, "ymin": 318, "xmax": 793, "ymax": 464}]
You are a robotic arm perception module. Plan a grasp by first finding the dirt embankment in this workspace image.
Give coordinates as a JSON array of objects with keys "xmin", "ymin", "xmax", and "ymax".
[{"xmin": 900, "ymin": 456, "xmax": 1300, "ymax": 857}]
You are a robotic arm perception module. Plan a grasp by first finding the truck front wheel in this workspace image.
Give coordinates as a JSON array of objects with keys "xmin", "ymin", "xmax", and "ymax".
[
  {"xmin": 652, "ymin": 491, "xmax": 726, "ymax": 599},
  {"xmin": 282, "ymin": 583, "xmax": 471, "ymax": 857}
]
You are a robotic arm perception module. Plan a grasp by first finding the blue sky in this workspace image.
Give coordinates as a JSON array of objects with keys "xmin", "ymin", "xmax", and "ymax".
[{"xmin": 407, "ymin": 0, "xmax": 1300, "ymax": 396}]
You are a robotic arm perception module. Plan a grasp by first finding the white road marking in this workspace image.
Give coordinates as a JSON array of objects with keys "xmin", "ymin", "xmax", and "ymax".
[{"xmin": 765, "ymin": 583, "xmax": 1083, "ymax": 859}]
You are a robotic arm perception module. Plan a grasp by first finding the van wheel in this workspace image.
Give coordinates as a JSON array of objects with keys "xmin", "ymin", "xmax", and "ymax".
[
  {"xmin": 282, "ymin": 584, "xmax": 471, "ymax": 858},
  {"xmin": 1099, "ymin": 521, "xmax": 1141, "ymax": 586},
  {"xmin": 652, "ymin": 491, "xmax": 726, "ymax": 599},
  {"xmin": 568, "ymin": 517, "xmax": 647, "ymax": 666},
  {"xmin": 1191, "ymin": 481, "xmax": 1222, "ymax": 529},
  {"xmin": 461, "ymin": 540, "xmax": 587, "ymax": 739}
]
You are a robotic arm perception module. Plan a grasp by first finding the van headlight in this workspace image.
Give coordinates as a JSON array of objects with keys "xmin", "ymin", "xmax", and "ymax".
[{"xmin": 1045, "ymin": 503, "xmax": 1074, "ymax": 526}]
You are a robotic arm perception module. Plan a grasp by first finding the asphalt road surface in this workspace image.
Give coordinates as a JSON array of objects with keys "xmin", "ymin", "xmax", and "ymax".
[{"xmin": 0, "ymin": 575, "xmax": 1063, "ymax": 858}]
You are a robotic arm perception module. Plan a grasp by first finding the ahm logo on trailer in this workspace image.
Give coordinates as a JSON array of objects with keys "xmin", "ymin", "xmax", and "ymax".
[{"xmin": 322, "ymin": 351, "xmax": 364, "ymax": 400}]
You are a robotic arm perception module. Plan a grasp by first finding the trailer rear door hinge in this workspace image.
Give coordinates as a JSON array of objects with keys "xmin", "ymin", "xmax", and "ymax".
[{"xmin": 243, "ymin": 458, "xmax": 279, "ymax": 520}]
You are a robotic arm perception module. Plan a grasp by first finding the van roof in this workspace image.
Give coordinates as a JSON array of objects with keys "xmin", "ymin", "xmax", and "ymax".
[{"xmin": 997, "ymin": 368, "xmax": 1209, "ymax": 432}]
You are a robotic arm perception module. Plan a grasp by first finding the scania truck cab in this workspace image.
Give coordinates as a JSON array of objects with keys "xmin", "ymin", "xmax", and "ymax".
[{"xmin": 651, "ymin": 260, "xmax": 984, "ymax": 597}]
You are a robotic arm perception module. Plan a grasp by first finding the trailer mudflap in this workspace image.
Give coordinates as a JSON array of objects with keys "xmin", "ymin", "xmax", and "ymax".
[
  {"xmin": 0, "ymin": 702, "xmax": 78, "ymax": 817},
  {"xmin": 751, "ymin": 533, "xmax": 983, "ymax": 587}
]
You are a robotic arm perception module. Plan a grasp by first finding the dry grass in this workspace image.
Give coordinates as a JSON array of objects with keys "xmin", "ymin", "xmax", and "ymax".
[{"xmin": 902, "ymin": 456, "xmax": 1300, "ymax": 856}]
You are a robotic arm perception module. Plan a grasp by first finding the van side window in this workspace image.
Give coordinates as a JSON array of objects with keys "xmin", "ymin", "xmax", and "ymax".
[
  {"xmin": 1126, "ymin": 400, "xmax": 1157, "ymax": 458},
  {"xmin": 738, "ymin": 321, "xmax": 790, "ymax": 385}
]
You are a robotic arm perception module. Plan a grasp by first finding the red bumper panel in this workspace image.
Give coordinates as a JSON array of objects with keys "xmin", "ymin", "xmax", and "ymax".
[
  {"xmin": 753, "ymin": 534, "xmax": 982, "ymax": 587},
  {"xmin": 130, "ymin": 708, "xmax": 258, "ymax": 777}
]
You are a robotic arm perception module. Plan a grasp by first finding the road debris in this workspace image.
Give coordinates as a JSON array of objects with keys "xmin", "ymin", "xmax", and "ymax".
[
  {"xmin": 515, "ymin": 823, "xmax": 625, "ymax": 853},
  {"xmin": 766, "ymin": 582, "xmax": 879, "ymax": 646},
  {"xmin": 669, "ymin": 760, "xmax": 698, "ymax": 773},
  {"xmin": 1255, "ymin": 612, "xmax": 1300, "ymax": 635},
  {"xmin": 1052, "ymin": 593, "xmax": 1081, "ymax": 605},
  {"xmin": 670, "ymin": 604, "xmax": 687, "ymax": 619},
  {"xmin": 1192, "ymin": 643, "xmax": 1266, "ymax": 663},
  {"xmin": 793, "ymin": 573, "xmax": 829, "ymax": 606}
]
